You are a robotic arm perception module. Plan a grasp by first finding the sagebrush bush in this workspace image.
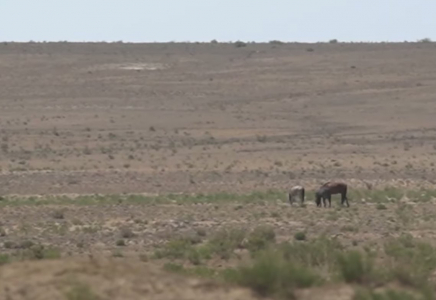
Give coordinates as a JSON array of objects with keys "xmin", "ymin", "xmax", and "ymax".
[
  {"xmin": 160, "ymin": 233, "xmax": 436, "ymax": 299},
  {"xmin": 294, "ymin": 232, "xmax": 306, "ymax": 241},
  {"xmin": 280, "ymin": 236, "xmax": 343, "ymax": 270},
  {"xmin": 154, "ymin": 238, "xmax": 194, "ymax": 260},
  {"xmin": 223, "ymin": 248, "xmax": 321, "ymax": 299},
  {"xmin": 246, "ymin": 225, "xmax": 276, "ymax": 253},
  {"xmin": 384, "ymin": 234, "xmax": 436, "ymax": 290},
  {"xmin": 354, "ymin": 287, "xmax": 433, "ymax": 300},
  {"xmin": 336, "ymin": 250, "xmax": 375, "ymax": 284},
  {"xmin": 206, "ymin": 228, "xmax": 246, "ymax": 259}
]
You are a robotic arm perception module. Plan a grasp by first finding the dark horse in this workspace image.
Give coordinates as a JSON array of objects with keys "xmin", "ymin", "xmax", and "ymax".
[{"xmin": 315, "ymin": 182, "xmax": 349, "ymax": 207}]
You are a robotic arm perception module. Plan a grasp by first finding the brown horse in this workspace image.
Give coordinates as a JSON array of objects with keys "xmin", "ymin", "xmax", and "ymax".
[{"xmin": 315, "ymin": 181, "xmax": 349, "ymax": 207}]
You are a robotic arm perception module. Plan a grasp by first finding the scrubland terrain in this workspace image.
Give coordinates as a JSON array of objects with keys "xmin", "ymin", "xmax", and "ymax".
[{"xmin": 1, "ymin": 41, "xmax": 436, "ymax": 299}]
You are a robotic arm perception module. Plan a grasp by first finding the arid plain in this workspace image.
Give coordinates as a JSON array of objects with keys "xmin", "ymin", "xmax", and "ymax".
[{"xmin": 1, "ymin": 42, "xmax": 436, "ymax": 299}]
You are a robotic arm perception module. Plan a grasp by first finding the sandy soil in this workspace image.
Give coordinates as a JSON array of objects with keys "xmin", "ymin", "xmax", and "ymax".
[{"xmin": 1, "ymin": 42, "xmax": 436, "ymax": 195}]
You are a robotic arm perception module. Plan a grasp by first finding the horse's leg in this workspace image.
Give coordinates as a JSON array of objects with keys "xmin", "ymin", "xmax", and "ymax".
[
  {"xmin": 343, "ymin": 186, "xmax": 349, "ymax": 207},
  {"xmin": 288, "ymin": 193, "xmax": 293, "ymax": 206},
  {"xmin": 301, "ymin": 188, "xmax": 305, "ymax": 205},
  {"xmin": 328, "ymin": 195, "xmax": 331, "ymax": 207},
  {"xmin": 344, "ymin": 193, "xmax": 349, "ymax": 207}
]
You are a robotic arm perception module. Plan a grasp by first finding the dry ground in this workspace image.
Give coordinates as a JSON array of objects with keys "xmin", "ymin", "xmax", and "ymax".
[
  {"xmin": 0, "ymin": 191, "xmax": 435, "ymax": 300},
  {"xmin": 1, "ymin": 41, "xmax": 436, "ymax": 299},
  {"xmin": 1, "ymin": 42, "xmax": 436, "ymax": 195}
]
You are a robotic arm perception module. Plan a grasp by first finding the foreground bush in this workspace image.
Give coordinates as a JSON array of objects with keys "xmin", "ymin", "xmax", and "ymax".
[
  {"xmin": 336, "ymin": 250, "xmax": 375, "ymax": 284},
  {"xmin": 222, "ymin": 248, "xmax": 322, "ymax": 299},
  {"xmin": 158, "ymin": 230, "xmax": 436, "ymax": 300},
  {"xmin": 354, "ymin": 288, "xmax": 433, "ymax": 300}
]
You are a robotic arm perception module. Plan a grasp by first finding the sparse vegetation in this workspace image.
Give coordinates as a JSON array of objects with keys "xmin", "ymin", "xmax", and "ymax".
[
  {"xmin": 65, "ymin": 282, "xmax": 100, "ymax": 300},
  {"xmin": 162, "ymin": 233, "xmax": 436, "ymax": 300},
  {"xmin": 223, "ymin": 248, "xmax": 322, "ymax": 299},
  {"xmin": 1, "ymin": 41, "xmax": 436, "ymax": 299},
  {"xmin": 294, "ymin": 232, "xmax": 306, "ymax": 241}
]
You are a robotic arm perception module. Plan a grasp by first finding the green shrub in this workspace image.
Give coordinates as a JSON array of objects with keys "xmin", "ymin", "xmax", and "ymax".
[
  {"xmin": 223, "ymin": 248, "xmax": 321, "ymax": 299},
  {"xmin": 354, "ymin": 287, "xmax": 432, "ymax": 300},
  {"xmin": 384, "ymin": 234, "xmax": 436, "ymax": 289},
  {"xmin": 376, "ymin": 203, "xmax": 387, "ymax": 210},
  {"xmin": 0, "ymin": 254, "xmax": 10, "ymax": 265},
  {"xmin": 336, "ymin": 250, "xmax": 374, "ymax": 284},
  {"xmin": 65, "ymin": 282, "xmax": 100, "ymax": 300},
  {"xmin": 206, "ymin": 228, "xmax": 246, "ymax": 259},
  {"xmin": 246, "ymin": 226, "xmax": 276, "ymax": 253},
  {"xmin": 153, "ymin": 238, "xmax": 194, "ymax": 260},
  {"xmin": 280, "ymin": 236, "xmax": 343, "ymax": 271},
  {"xmin": 20, "ymin": 244, "xmax": 61, "ymax": 260},
  {"xmin": 294, "ymin": 232, "xmax": 306, "ymax": 241}
]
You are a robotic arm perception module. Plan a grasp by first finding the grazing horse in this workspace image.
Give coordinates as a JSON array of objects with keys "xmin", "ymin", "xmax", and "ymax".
[
  {"xmin": 315, "ymin": 182, "xmax": 349, "ymax": 207},
  {"xmin": 289, "ymin": 185, "xmax": 305, "ymax": 206}
]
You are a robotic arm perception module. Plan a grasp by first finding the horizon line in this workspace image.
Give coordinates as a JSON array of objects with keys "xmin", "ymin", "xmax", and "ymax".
[{"xmin": 0, "ymin": 38, "xmax": 433, "ymax": 45}]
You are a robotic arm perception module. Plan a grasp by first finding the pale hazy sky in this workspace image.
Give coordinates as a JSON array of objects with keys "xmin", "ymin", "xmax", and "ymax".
[{"xmin": 1, "ymin": 0, "xmax": 434, "ymax": 43}]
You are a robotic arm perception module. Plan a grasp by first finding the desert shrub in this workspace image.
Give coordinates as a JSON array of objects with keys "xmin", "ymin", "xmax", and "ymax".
[
  {"xmin": 153, "ymin": 238, "xmax": 194, "ymax": 260},
  {"xmin": 376, "ymin": 203, "xmax": 387, "ymax": 210},
  {"xmin": 157, "ymin": 233, "xmax": 436, "ymax": 299},
  {"xmin": 279, "ymin": 236, "xmax": 344, "ymax": 272},
  {"xmin": 119, "ymin": 227, "xmax": 135, "ymax": 238},
  {"xmin": 354, "ymin": 287, "xmax": 432, "ymax": 300},
  {"xmin": 154, "ymin": 228, "xmax": 245, "ymax": 262},
  {"xmin": 234, "ymin": 41, "xmax": 247, "ymax": 48},
  {"xmin": 187, "ymin": 249, "xmax": 202, "ymax": 265},
  {"xmin": 115, "ymin": 239, "xmax": 126, "ymax": 247},
  {"xmin": 19, "ymin": 244, "xmax": 61, "ymax": 260},
  {"xmin": 245, "ymin": 225, "xmax": 276, "ymax": 253},
  {"xmin": 65, "ymin": 282, "xmax": 100, "ymax": 300},
  {"xmin": 294, "ymin": 232, "xmax": 306, "ymax": 241},
  {"xmin": 205, "ymin": 228, "xmax": 246, "ymax": 259},
  {"xmin": 222, "ymin": 248, "xmax": 322, "ymax": 299},
  {"xmin": 342, "ymin": 225, "xmax": 358, "ymax": 232},
  {"xmin": 164, "ymin": 262, "xmax": 217, "ymax": 278},
  {"xmin": 163, "ymin": 262, "xmax": 184, "ymax": 273},
  {"xmin": 52, "ymin": 209, "xmax": 65, "ymax": 219},
  {"xmin": 384, "ymin": 234, "xmax": 436, "ymax": 289},
  {"xmin": 0, "ymin": 254, "xmax": 10, "ymax": 265},
  {"xmin": 336, "ymin": 250, "xmax": 375, "ymax": 284}
]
